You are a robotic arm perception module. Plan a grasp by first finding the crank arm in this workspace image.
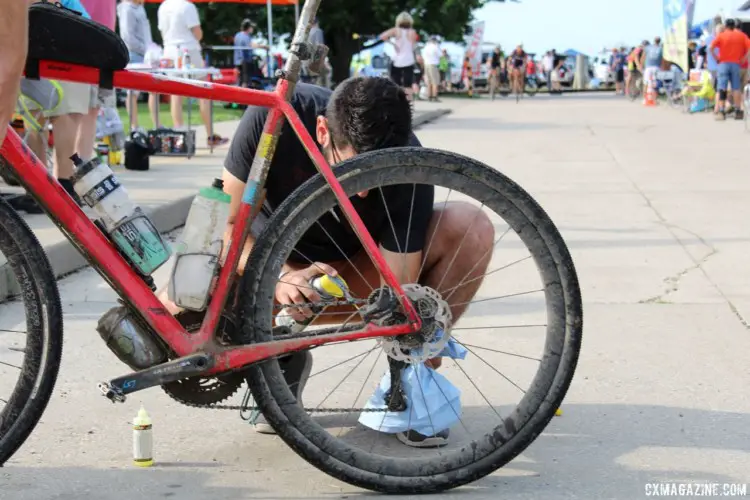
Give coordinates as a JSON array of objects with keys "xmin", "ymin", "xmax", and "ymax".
[{"xmin": 98, "ymin": 353, "xmax": 214, "ymax": 403}]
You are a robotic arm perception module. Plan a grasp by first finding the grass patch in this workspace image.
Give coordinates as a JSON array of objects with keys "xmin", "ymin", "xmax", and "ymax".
[{"xmin": 117, "ymin": 101, "xmax": 245, "ymax": 130}]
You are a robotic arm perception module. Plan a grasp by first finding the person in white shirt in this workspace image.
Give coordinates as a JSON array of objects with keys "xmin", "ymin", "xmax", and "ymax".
[
  {"xmin": 421, "ymin": 36, "xmax": 441, "ymax": 102},
  {"xmin": 379, "ymin": 11, "xmax": 419, "ymax": 100},
  {"xmin": 542, "ymin": 51, "xmax": 554, "ymax": 89},
  {"xmin": 157, "ymin": 0, "xmax": 227, "ymax": 147}
]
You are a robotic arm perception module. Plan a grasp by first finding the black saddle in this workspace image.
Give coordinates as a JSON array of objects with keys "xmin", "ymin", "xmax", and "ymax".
[{"xmin": 26, "ymin": 1, "xmax": 129, "ymax": 89}]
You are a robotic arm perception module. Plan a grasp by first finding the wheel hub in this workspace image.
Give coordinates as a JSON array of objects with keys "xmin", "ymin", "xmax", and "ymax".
[{"xmin": 379, "ymin": 284, "xmax": 453, "ymax": 363}]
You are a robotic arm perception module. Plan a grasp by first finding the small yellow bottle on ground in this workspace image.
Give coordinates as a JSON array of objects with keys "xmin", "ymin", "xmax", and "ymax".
[{"xmin": 132, "ymin": 405, "xmax": 154, "ymax": 467}]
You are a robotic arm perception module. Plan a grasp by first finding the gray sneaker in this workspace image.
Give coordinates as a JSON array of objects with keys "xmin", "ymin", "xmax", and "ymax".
[
  {"xmin": 396, "ymin": 429, "xmax": 450, "ymax": 448},
  {"xmin": 251, "ymin": 350, "xmax": 312, "ymax": 435}
]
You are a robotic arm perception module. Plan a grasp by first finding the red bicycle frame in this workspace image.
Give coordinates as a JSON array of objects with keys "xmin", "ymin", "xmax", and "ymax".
[{"xmin": 0, "ymin": 5, "xmax": 420, "ymax": 384}]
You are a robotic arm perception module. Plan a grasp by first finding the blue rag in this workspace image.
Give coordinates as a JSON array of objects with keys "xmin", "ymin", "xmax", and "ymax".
[{"xmin": 358, "ymin": 338, "xmax": 467, "ymax": 435}]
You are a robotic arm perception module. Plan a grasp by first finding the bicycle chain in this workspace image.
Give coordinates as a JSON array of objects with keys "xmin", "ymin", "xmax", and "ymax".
[{"xmin": 172, "ymin": 296, "xmax": 390, "ymax": 413}]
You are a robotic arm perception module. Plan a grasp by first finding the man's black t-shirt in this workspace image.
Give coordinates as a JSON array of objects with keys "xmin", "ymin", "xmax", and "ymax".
[{"xmin": 224, "ymin": 83, "xmax": 434, "ymax": 264}]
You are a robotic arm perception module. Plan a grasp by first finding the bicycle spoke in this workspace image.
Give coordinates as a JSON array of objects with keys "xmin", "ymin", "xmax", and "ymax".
[
  {"xmin": 417, "ymin": 190, "xmax": 452, "ymax": 279},
  {"xmin": 426, "ymin": 367, "xmax": 470, "ymax": 434},
  {"xmin": 0, "ymin": 360, "xmax": 21, "ymax": 370},
  {"xmin": 368, "ymin": 368, "xmax": 407, "ymax": 453},
  {"xmin": 315, "ymin": 220, "xmax": 375, "ymax": 292},
  {"xmin": 307, "ymin": 346, "xmax": 379, "ymax": 380},
  {"xmin": 378, "ymin": 187, "xmax": 402, "ymax": 254},
  {"xmin": 338, "ymin": 349, "xmax": 383, "ymax": 437},
  {"xmin": 454, "ymin": 341, "xmax": 541, "ymax": 362},
  {"xmin": 451, "ymin": 357, "xmax": 504, "ymax": 421},
  {"xmin": 291, "ymin": 247, "xmax": 353, "ymax": 286},
  {"xmin": 0, "ymin": 328, "xmax": 28, "ymax": 335},
  {"xmin": 413, "ymin": 365, "xmax": 439, "ymax": 441},
  {"xmin": 453, "ymin": 338, "xmax": 527, "ymax": 394},
  {"xmin": 450, "ymin": 288, "xmax": 543, "ymax": 309},
  {"xmin": 451, "ymin": 324, "xmax": 546, "ymax": 331},
  {"xmin": 441, "ymin": 226, "xmax": 513, "ymax": 301},
  {"xmin": 401, "ymin": 184, "xmax": 417, "ymax": 280},
  {"xmin": 314, "ymin": 346, "xmax": 374, "ymax": 410},
  {"xmin": 441, "ymin": 255, "xmax": 532, "ymax": 299},
  {"xmin": 7, "ymin": 347, "xmax": 26, "ymax": 353},
  {"xmin": 435, "ymin": 203, "xmax": 486, "ymax": 292}
]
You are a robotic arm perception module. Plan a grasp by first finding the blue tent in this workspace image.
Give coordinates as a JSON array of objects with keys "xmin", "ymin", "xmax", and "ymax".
[
  {"xmin": 690, "ymin": 19, "xmax": 711, "ymax": 39},
  {"xmin": 563, "ymin": 49, "xmax": 585, "ymax": 57}
]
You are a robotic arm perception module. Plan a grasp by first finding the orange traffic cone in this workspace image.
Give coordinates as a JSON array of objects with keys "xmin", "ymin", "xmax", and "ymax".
[{"xmin": 644, "ymin": 79, "xmax": 657, "ymax": 107}]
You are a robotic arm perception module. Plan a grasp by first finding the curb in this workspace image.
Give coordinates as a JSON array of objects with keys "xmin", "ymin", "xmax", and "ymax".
[
  {"xmin": 413, "ymin": 108, "xmax": 451, "ymax": 127},
  {"xmin": 0, "ymin": 196, "xmax": 193, "ymax": 302},
  {"xmin": 0, "ymin": 109, "xmax": 452, "ymax": 300}
]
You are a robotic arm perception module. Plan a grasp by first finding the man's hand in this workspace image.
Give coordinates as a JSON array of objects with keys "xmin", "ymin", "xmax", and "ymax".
[{"xmin": 276, "ymin": 262, "xmax": 338, "ymax": 321}]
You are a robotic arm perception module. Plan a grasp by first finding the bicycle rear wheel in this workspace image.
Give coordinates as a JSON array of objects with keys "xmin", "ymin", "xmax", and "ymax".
[
  {"xmin": 0, "ymin": 198, "xmax": 64, "ymax": 465},
  {"xmin": 239, "ymin": 148, "xmax": 582, "ymax": 493}
]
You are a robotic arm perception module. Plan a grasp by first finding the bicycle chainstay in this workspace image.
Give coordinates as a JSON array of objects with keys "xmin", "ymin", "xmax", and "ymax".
[{"xmin": 182, "ymin": 296, "xmax": 395, "ymax": 413}]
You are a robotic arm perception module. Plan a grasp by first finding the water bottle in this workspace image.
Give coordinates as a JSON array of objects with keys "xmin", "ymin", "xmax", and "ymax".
[
  {"xmin": 168, "ymin": 178, "xmax": 231, "ymax": 311},
  {"xmin": 182, "ymin": 48, "xmax": 192, "ymax": 71},
  {"xmin": 132, "ymin": 405, "xmax": 154, "ymax": 467},
  {"xmin": 70, "ymin": 154, "xmax": 171, "ymax": 275},
  {"xmin": 275, "ymin": 274, "xmax": 349, "ymax": 334}
]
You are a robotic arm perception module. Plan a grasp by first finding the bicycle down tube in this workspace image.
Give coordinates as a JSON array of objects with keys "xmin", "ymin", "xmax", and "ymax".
[{"xmin": 0, "ymin": 15, "xmax": 420, "ymax": 377}]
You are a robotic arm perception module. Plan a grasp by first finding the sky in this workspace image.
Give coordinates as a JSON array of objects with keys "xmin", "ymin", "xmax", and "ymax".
[{"xmin": 473, "ymin": 0, "xmax": 738, "ymax": 56}]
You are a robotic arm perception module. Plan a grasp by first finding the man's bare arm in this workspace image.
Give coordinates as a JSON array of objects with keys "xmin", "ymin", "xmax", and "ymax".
[{"xmin": 0, "ymin": 0, "xmax": 29, "ymax": 145}]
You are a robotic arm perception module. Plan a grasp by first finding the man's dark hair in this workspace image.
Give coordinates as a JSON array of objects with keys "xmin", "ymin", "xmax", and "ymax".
[
  {"xmin": 241, "ymin": 19, "xmax": 253, "ymax": 31},
  {"xmin": 325, "ymin": 77, "xmax": 412, "ymax": 154},
  {"xmin": 726, "ymin": 18, "xmax": 737, "ymax": 29}
]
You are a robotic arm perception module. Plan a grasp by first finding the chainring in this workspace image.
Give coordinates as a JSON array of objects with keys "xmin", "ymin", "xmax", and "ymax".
[
  {"xmin": 378, "ymin": 284, "xmax": 453, "ymax": 363},
  {"xmin": 161, "ymin": 310, "xmax": 245, "ymax": 407}
]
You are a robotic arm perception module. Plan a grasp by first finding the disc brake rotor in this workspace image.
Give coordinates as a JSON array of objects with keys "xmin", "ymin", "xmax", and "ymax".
[{"xmin": 379, "ymin": 284, "xmax": 453, "ymax": 363}]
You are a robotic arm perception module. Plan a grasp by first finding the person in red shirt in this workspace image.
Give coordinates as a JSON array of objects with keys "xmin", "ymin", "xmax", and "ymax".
[{"xmin": 710, "ymin": 18, "xmax": 750, "ymax": 120}]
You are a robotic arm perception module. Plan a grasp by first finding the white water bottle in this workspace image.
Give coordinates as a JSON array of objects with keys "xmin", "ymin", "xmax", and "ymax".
[
  {"xmin": 70, "ymin": 154, "xmax": 170, "ymax": 275},
  {"xmin": 182, "ymin": 48, "xmax": 192, "ymax": 70},
  {"xmin": 132, "ymin": 405, "xmax": 153, "ymax": 467},
  {"xmin": 168, "ymin": 178, "xmax": 231, "ymax": 311}
]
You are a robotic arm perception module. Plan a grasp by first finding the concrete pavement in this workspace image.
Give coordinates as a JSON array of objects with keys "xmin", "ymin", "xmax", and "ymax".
[{"xmin": 2, "ymin": 94, "xmax": 750, "ymax": 499}]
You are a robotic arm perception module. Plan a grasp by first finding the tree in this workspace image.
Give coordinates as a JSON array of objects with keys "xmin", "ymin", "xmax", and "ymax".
[{"xmin": 144, "ymin": 0, "xmax": 507, "ymax": 84}]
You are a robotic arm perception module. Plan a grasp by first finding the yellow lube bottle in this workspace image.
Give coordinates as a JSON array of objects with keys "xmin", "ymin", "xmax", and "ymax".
[
  {"xmin": 275, "ymin": 274, "xmax": 350, "ymax": 333},
  {"xmin": 132, "ymin": 405, "xmax": 154, "ymax": 467}
]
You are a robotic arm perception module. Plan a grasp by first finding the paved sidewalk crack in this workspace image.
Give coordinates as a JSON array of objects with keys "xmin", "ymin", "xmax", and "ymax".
[{"xmin": 589, "ymin": 125, "xmax": 749, "ymax": 328}]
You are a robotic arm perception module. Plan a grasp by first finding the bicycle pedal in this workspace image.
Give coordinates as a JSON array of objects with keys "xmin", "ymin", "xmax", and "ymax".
[{"xmin": 98, "ymin": 382, "xmax": 126, "ymax": 403}]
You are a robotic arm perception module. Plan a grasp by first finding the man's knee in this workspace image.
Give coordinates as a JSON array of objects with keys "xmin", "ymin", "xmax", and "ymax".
[{"xmin": 431, "ymin": 202, "xmax": 495, "ymax": 256}]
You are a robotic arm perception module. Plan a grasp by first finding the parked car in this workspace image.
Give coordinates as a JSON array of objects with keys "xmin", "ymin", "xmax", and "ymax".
[{"xmin": 591, "ymin": 50, "xmax": 615, "ymax": 86}]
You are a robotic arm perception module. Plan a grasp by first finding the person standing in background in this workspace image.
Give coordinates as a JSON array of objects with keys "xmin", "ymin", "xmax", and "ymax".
[
  {"xmin": 438, "ymin": 49, "xmax": 452, "ymax": 91},
  {"xmin": 706, "ymin": 24, "xmax": 724, "ymax": 112},
  {"xmin": 158, "ymin": 0, "xmax": 228, "ymax": 147},
  {"xmin": 234, "ymin": 19, "xmax": 267, "ymax": 88},
  {"xmin": 542, "ymin": 50, "xmax": 554, "ymax": 89},
  {"xmin": 25, "ymin": 0, "xmax": 91, "ymax": 205},
  {"xmin": 380, "ymin": 12, "xmax": 418, "ymax": 101},
  {"xmin": 640, "ymin": 36, "xmax": 663, "ymax": 88},
  {"xmin": 610, "ymin": 47, "xmax": 626, "ymax": 95},
  {"xmin": 710, "ymin": 19, "xmax": 750, "ymax": 120},
  {"xmin": 117, "ymin": 0, "xmax": 158, "ymax": 131},
  {"xmin": 421, "ymin": 36, "xmax": 441, "ymax": 102},
  {"xmin": 77, "ymin": 0, "xmax": 116, "ymax": 161},
  {"xmin": 306, "ymin": 17, "xmax": 329, "ymax": 88}
]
